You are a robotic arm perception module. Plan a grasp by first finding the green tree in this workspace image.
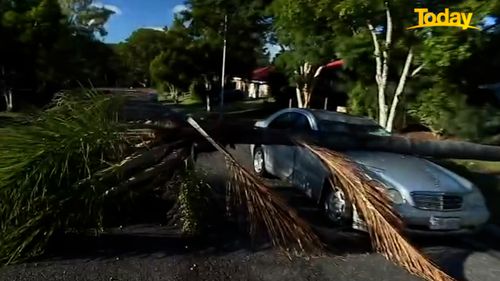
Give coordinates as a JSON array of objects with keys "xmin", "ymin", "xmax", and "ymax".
[
  {"xmin": 271, "ymin": 0, "xmax": 339, "ymax": 108},
  {"xmin": 146, "ymin": 1, "xmax": 272, "ymax": 110},
  {"xmin": 115, "ymin": 28, "xmax": 169, "ymax": 87},
  {"xmin": 179, "ymin": 0, "xmax": 272, "ymax": 80},
  {"xmin": 148, "ymin": 20, "xmax": 221, "ymax": 107},
  {"xmin": 1, "ymin": 0, "xmax": 68, "ymax": 108},
  {"xmin": 0, "ymin": 0, "xmax": 118, "ymax": 111},
  {"xmin": 272, "ymin": 0, "xmax": 500, "ymax": 133}
]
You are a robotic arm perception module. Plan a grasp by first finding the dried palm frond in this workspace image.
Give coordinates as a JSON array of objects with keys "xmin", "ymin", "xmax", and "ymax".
[
  {"xmin": 304, "ymin": 144, "xmax": 455, "ymax": 281},
  {"xmin": 187, "ymin": 118, "xmax": 323, "ymax": 253}
]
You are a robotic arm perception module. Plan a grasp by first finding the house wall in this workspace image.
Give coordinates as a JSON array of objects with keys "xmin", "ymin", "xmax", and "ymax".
[{"xmin": 232, "ymin": 77, "xmax": 270, "ymax": 99}]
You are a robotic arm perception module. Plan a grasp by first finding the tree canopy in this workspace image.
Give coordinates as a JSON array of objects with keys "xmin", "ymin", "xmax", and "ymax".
[{"xmin": 0, "ymin": 0, "xmax": 120, "ymax": 109}]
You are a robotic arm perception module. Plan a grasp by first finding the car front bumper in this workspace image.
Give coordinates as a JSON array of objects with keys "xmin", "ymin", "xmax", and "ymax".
[
  {"xmin": 353, "ymin": 204, "xmax": 490, "ymax": 235},
  {"xmin": 397, "ymin": 204, "xmax": 490, "ymax": 235}
]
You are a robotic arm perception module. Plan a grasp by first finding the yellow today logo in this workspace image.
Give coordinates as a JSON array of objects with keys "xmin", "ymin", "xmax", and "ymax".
[{"xmin": 407, "ymin": 8, "xmax": 480, "ymax": 30}]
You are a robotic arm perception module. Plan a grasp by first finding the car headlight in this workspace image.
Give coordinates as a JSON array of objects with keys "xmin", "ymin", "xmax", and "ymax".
[
  {"xmin": 388, "ymin": 189, "xmax": 405, "ymax": 205},
  {"xmin": 466, "ymin": 190, "xmax": 486, "ymax": 208}
]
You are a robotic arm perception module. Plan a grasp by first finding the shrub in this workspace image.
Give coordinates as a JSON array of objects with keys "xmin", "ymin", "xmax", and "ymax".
[
  {"xmin": 347, "ymin": 81, "xmax": 377, "ymax": 119},
  {"xmin": 177, "ymin": 169, "xmax": 213, "ymax": 236},
  {"xmin": 408, "ymin": 83, "xmax": 500, "ymax": 142}
]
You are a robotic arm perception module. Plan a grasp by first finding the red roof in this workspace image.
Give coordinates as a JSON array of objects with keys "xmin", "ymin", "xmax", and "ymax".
[
  {"xmin": 325, "ymin": 59, "xmax": 344, "ymax": 69},
  {"xmin": 252, "ymin": 66, "xmax": 275, "ymax": 81},
  {"xmin": 250, "ymin": 60, "xmax": 343, "ymax": 81}
]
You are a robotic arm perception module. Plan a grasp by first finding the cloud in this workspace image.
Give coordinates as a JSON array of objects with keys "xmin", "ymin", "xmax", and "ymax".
[
  {"xmin": 172, "ymin": 4, "xmax": 188, "ymax": 14},
  {"xmin": 482, "ymin": 16, "xmax": 497, "ymax": 28},
  {"xmin": 143, "ymin": 26, "xmax": 166, "ymax": 32},
  {"xmin": 266, "ymin": 43, "xmax": 281, "ymax": 60},
  {"xmin": 92, "ymin": 2, "xmax": 123, "ymax": 15}
]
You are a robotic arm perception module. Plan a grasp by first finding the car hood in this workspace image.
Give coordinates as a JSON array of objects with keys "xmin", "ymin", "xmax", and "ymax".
[{"xmin": 344, "ymin": 151, "xmax": 474, "ymax": 194}]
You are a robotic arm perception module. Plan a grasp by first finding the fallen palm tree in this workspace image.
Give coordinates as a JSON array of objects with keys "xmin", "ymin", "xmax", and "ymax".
[
  {"xmin": 0, "ymin": 92, "xmax": 321, "ymax": 264},
  {"xmin": 3, "ymin": 91, "xmax": 500, "ymax": 281}
]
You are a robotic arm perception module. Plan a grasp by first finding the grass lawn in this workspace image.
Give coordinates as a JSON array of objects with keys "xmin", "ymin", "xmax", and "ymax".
[
  {"xmin": 437, "ymin": 160, "xmax": 500, "ymax": 225},
  {"xmin": 163, "ymin": 96, "xmax": 278, "ymax": 120},
  {"xmin": 0, "ymin": 112, "xmax": 27, "ymax": 127},
  {"xmin": 451, "ymin": 160, "xmax": 500, "ymax": 174},
  {"xmin": 0, "ymin": 112, "xmax": 25, "ymax": 118}
]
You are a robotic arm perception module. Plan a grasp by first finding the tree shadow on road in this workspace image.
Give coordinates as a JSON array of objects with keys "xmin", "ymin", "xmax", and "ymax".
[{"xmin": 42, "ymin": 222, "xmax": 251, "ymax": 263}]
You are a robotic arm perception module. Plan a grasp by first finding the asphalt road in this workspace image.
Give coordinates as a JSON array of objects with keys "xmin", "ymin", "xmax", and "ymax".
[{"xmin": 1, "ymin": 144, "xmax": 499, "ymax": 281}]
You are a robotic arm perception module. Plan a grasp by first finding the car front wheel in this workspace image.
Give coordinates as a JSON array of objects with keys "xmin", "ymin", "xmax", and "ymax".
[
  {"xmin": 323, "ymin": 183, "xmax": 353, "ymax": 227},
  {"xmin": 253, "ymin": 146, "xmax": 268, "ymax": 177}
]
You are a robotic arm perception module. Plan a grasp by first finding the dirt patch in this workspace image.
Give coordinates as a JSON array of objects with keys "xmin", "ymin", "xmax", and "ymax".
[{"xmin": 399, "ymin": 131, "xmax": 441, "ymax": 141}]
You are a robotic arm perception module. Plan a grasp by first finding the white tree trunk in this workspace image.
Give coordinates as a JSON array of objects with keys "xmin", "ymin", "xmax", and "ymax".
[
  {"xmin": 206, "ymin": 95, "xmax": 211, "ymax": 112},
  {"xmin": 295, "ymin": 84, "xmax": 304, "ymax": 108},
  {"xmin": 204, "ymin": 76, "xmax": 211, "ymax": 112},
  {"xmin": 303, "ymin": 84, "xmax": 312, "ymax": 108},
  {"xmin": 368, "ymin": 6, "xmax": 393, "ymax": 128},
  {"xmin": 295, "ymin": 62, "xmax": 315, "ymax": 108},
  {"xmin": 410, "ymin": 63, "xmax": 425, "ymax": 77},
  {"xmin": 386, "ymin": 48, "xmax": 414, "ymax": 132},
  {"xmin": 3, "ymin": 89, "xmax": 13, "ymax": 112},
  {"xmin": 368, "ymin": 23, "xmax": 386, "ymax": 127}
]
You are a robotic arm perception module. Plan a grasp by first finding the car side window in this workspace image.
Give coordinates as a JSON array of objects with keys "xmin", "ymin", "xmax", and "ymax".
[
  {"xmin": 268, "ymin": 113, "xmax": 294, "ymax": 129},
  {"xmin": 292, "ymin": 114, "xmax": 312, "ymax": 131}
]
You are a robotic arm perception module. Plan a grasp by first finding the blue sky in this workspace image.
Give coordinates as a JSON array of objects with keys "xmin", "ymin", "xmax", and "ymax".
[
  {"xmin": 97, "ymin": 0, "xmax": 187, "ymax": 43},
  {"xmin": 97, "ymin": 0, "xmax": 279, "ymax": 58}
]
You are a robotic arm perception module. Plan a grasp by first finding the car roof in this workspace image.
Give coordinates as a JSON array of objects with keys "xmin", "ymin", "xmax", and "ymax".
[{"xmin": 286, "ymin": 108, "xmax": 379, "ymax": 126}]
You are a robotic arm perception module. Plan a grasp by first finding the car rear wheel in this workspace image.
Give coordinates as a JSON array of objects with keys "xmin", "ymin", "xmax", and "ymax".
[
  {"xmin": 253, "ymin": 146, "xmax": 269, "ymax": 177},
  {"xmin": 322, "ymin": 182, "xmax": 353, "ymax": 227}
]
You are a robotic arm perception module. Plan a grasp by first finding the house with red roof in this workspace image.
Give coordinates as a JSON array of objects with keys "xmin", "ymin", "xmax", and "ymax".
[
  {"xmin": 232, "ymin": 66, "xmax": 275, "ymax": 98},
  {"xmin": 232, "ymin": 60, "xmax": 344, "ymax": 100}
]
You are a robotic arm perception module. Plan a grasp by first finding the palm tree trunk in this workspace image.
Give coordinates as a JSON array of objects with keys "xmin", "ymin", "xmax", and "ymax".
[{"xmin": 181, "ymin": 122, "xmax": 500, "ymax": 161}]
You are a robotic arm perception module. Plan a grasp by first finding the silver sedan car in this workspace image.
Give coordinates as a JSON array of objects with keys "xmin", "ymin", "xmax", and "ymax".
[{"xmin": 250, "ymin": 108, "xmax": 490, "ymax": 234}]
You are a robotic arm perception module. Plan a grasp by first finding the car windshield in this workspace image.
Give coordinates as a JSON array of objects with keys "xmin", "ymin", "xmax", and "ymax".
[{"xmin": 318, "ymin": 120, "xmax": 392, "ymax": 136}]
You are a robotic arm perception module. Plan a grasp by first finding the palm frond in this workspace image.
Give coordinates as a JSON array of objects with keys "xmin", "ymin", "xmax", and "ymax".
[
  {"xmin": 0, "ymin": 91, "xmax": 157, "ymax": 264},
  {"xmin": 187, "ymin": 118, "xmax": 323, "ymax": 253},
  {"xmin": 304, "ymin": 144, "xmax": 455, "ymax": 281}
]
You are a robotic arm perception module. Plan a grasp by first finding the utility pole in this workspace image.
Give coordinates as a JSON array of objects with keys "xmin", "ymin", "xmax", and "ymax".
[{"xmin": 219, "ymin": 14, "xmax": 228, "ymax": 119}]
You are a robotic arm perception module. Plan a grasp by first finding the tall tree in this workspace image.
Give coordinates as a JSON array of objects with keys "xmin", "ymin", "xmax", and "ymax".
[
  {"xmin": 178, "ymin": 0, "xmax": 272, "ymax": 81},
  {"xmin": 0, "ymin": 0, "xmax": 118, "ymax": 111},
  {"xmin": 1, "ymin": 0, "xmax": 68, "ymax": 108},
  {"xmin": 271, "ymin": 0, "xmax": 339, "ymax": 108},
  {"xmin": 150, "ymin": 22, "xmax": 199, "ymax": 91},
  {"xmin": 115, "ymin": 28, "xmax": 169, "ymax": 87}
]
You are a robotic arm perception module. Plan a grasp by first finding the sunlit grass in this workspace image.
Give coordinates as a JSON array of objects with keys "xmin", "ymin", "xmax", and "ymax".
[{"xmin": 452, "ymin": 159, "xmax": 500, "ymax": 174}]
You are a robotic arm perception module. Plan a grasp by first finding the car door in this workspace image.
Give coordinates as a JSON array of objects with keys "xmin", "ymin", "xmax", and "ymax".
[
  {"xmin": 265, "ymin": 112, "xmax": 297, "ymax": 181},
  {"xmin": 291, "ymin": 114, "xmax": 329, "ymax": 201}
]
